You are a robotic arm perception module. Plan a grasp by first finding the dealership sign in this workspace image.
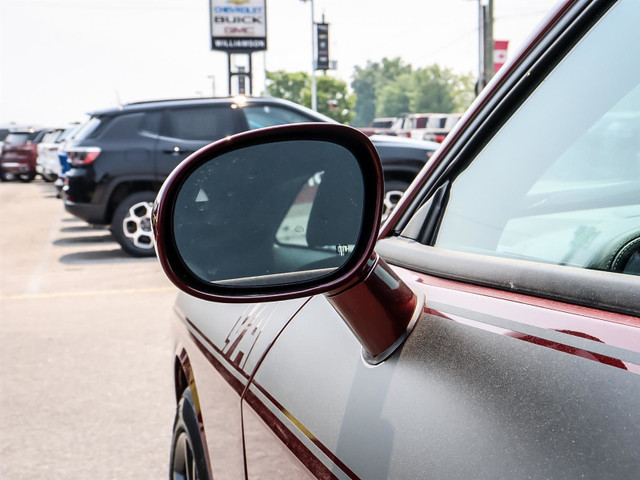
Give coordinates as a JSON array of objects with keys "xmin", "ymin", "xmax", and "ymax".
[{"xmin": 210, "ymin": 0, "xmax": 267, "ymax": 52}]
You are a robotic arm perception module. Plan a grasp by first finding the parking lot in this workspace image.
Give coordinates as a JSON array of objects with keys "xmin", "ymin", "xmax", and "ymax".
[{"xmin": 0, "ymin": 180, "xmax": 176, "ymax": 479}]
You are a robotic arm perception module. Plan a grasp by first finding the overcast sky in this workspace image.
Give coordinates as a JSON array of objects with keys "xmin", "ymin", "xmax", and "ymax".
[{"xmin": 1, "ymin": 0, "xmax": 559, "ymax": 126}]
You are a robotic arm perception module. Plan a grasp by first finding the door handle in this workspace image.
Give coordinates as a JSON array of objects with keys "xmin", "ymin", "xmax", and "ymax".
[{"xmin": 163, "ymin": 147, "xmax": 193, "ymax": 156}]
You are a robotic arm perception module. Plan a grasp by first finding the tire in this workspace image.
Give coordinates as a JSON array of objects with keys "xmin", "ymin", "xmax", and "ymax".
[
  {"xmin": 111, "ymin": 191, "xmax": 157, "ymax": 257},
  {"xmin": 382, "ymin": 179, "xmax": 410, "ymax": 221},
  {"xmin": 0, "ymin": 169, "xmax": 14, "ymax": 182},
  {"xmin": 18, "ymin": 171, "xmax": 36, "ymax": 183},
  {"xmin": 41, "ymin": 172, "xmax": 57, "ymax": 182},
  {"xmin": 169, "ymin": 388, "xmax": 211, "ymax": 480}
]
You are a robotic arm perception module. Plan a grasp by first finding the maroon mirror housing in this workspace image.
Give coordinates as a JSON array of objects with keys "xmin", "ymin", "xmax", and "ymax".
[{"xmin": 153, "ymin": 123, "xmax": 421, "ymax": 364}]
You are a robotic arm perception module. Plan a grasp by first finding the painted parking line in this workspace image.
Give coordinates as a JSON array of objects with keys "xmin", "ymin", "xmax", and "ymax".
[{"xmin": 0, "ymin": 287, "xmax": 175, "ymax": 301}]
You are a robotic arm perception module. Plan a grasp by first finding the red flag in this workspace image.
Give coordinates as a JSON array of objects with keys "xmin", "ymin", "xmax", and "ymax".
[{"xmin": 494, "ymin": 40, "xmax": 509, "ymax": 73}]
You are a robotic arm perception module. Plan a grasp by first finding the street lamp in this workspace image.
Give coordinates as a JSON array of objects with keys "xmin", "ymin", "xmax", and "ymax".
[
  {"xmin": 207, "ymin": 75, "xmax": 216, "ymax": 97},
  {"xmin": 300, "ymin": 0, "xmax": 317, "ymax": 111}
]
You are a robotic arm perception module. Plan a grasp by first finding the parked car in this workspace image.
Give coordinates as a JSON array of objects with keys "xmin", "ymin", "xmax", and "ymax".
[
  {"xmin": 53, "ymin": 123, "xmax": 84, "ymax": 197},
  {"xmin": 152, "ymin": 0, "xmax": 640, "ymax": 479},
  {"xmin": 62, "ymin": 96, "xmax": 437, "ymax": 256},
  {"xmin": 390, "ymin": 112, "xmax": 432, "ymax": 138},
  {"xmin": 0, "ymin": 127, "xmax": 14, "ymax": 157},
  {"xmin": 418, "ymin": 112, "xmax": 462, "ymax": 142},
  {"xmin": 358, "ymin": 117, "xmax": 398, "ymax": 136},
  {"xmin": 36, "ymin": 124, "xmax": 80, "ymax": 182},
  {"xmin": 0, "ymin": 127, "xmax": 48, "ymax": 182},
  {"xmin": 370, "ymin": 134, "xmax": 438, "ymax": 218}
]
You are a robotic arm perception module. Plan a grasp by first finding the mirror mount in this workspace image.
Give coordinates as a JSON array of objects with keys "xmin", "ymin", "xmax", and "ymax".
[{"xmin": 327, "ymin": 254, "xmax": 422, "ymax": 365}]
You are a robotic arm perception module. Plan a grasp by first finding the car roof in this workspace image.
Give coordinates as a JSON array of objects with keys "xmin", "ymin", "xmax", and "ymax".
[
  {"xmin": 7, "ymin": 127, "xmax": 45, "ymax": 134},
  {"xmin": 87, "ymin": 96, "xmax": 335, "ymax": 123}
]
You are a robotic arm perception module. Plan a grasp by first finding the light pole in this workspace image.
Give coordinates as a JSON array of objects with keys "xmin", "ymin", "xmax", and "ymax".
[
  {"xmin": 300, "ymin": 0, "xmax": 317, "ymax": 111},
  {"xmin": 207, "ymin": 75, "xmax": 216, "ymax": 97}
]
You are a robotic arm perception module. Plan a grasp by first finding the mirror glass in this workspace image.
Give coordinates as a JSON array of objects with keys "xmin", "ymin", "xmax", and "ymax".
[{"xmin": 173, "ymin": 140, "xmax": 365, "ymax": 287}]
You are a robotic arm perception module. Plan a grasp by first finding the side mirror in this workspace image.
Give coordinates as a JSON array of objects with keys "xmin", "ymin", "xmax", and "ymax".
[
  {"xmin": 153, "ymin": 123, "xmax": 383, "ymax": 302},
  {"xmin": 153, "ymin": 123, "xmax": 421, "ymax": 364}
]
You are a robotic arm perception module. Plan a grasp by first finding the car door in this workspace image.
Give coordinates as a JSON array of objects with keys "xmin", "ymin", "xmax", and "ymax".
[
  {"xmin": 154, "ymin": 104, "xmax": 241, "ymax": 179},
  {"xmin": 169, "ymin": 161, "xmax": 353, "ymax": 478},
  {"xmin": 173, "ymin": 294, "xmax": 311, "ymax": 478},
  {"xmin": 241, "ymin": 1, "xmax": 640, "ymax": 478}
]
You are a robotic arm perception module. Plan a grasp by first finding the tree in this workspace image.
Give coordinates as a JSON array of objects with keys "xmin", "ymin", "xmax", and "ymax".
[
  {"xmin": 351, "ymin": 57, "xmax": 412, "ymax": 126},
  {"xmin": 350, "ymin": 59, "xmax": 476, "ymax": 122},
  {"xmin": 266, "ymin": 70, "xmax": 355, "ymax": 124},
  {"xmin": 266, "ymin": 70, "xmax": 308, "ymax": 105},
  {"xmin": 376, "ymin": 74, "xmax": 412, "ymax": 117},
  {"xmin": 409, "ymin": 65, "xmax": 457, "ymax": 113},
  {"xmin": 351, "ymin": 64, "xmax": 378, "ymax": 126},
  {"xmin": 313, "ymin": 76, "xmax": 356, "ymax": 124},
  {"xmin": 409, "ymin": 64, "xmax": 476, "ymax": 113},
  {"xmin": 450, "ymin": 71, "xmax": 476, "ymax": 112}
]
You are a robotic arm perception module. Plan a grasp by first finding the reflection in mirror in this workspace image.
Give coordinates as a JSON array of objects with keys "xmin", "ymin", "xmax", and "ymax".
[{"xmin": 173, "ymin": 140, "xmax": 365, "ymax": 287}]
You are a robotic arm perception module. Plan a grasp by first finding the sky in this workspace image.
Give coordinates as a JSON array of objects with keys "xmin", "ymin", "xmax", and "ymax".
[{"xmin": 0, "ymin": 0, "xmax": 560, "ymax": 126}]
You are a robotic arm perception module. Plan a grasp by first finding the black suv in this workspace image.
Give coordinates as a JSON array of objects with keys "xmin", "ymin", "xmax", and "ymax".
[{"xmin": 63, "ymin": 96, "xmax": 438, "ymax": 256}]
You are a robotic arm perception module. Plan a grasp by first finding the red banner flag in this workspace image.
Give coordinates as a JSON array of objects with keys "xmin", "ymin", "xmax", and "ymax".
[{"xmin": 494, "ymin": 40, "xmax": 509, "ymax": 73}]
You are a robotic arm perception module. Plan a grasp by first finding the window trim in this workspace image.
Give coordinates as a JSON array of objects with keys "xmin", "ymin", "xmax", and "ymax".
[{"xmin": 377, "ymin": 236, "xmax": 640, "ymax": 318}]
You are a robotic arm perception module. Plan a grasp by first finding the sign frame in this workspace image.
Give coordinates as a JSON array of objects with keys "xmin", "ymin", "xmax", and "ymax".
[{"xmin": 209, "ymin": 0, "xmax": 267, "ymax": 53}]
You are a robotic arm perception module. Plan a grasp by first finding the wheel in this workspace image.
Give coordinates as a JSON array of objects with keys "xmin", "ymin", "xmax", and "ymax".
[
  {"xmin": 111, "ymin": 191, "xmax": 157, "ymax": 257},
  {"xmin": 382, "ymin": 179, "xmax": 410, "ymax": 221},
  {"xmin": 41, "ymin": 172, "xmax": 57, "ymax": 182},
  {"xmin": 18, "ymin": 171, "xmax": 36, "ymax": 183},
  {"xmin": 169, "ymin": 388, "xmax": 211, "ymax": 480},
  {"xmin": 0, "ymin": 169, "xmax": 15, "ymax": 182}
]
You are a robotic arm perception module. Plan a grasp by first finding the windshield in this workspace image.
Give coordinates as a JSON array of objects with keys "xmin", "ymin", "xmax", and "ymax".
[{"xmin": 4, "ymin": 132, "xmax": 38, "ymax": 144}]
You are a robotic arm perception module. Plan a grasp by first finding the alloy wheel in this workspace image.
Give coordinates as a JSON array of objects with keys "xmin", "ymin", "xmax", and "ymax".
[
  {"xmin": 122, "ymin": 201, "xmax": 155, "ymax": 250},
  {"xmin": 171, "ymin": 430, "xmax": 198, "ymax": 480},
  {"xmin": 382, "ymin": 189, "xmax": 404, "ymax": 221}
]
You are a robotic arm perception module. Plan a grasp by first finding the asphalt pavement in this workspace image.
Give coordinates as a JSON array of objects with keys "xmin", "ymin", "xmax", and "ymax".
[{"xmin": 0, "ymin": 180, "xmax": 177, "ymax": 479}]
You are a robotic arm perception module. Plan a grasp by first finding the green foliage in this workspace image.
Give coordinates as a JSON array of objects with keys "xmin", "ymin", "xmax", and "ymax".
[
  {"xmin": 314, "ymin": 76, "xmax": 356, "ymax": 124},
  {"xmin": 350, "ymin": 58, "xmax": 476, "ymax": 125},
  {"xmin": 266, "ymin": 70, "xmax": 309, "ymax": 104},
  {"xmin": 376, "ymin": 74, "xmax": 412, "ymax": 117},
  {"xmin": 266, "ymin": 70, "xmax": 355, "ymax": 124},
  {"xmin": 351, "ymin": 57, "xmax": 412, "ymax": 126}
]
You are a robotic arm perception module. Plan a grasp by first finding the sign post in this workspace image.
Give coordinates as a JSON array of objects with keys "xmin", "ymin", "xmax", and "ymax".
[
  {"xmin": 316, "ymin": 22, "xmax": 329, "ymax": 71},
  {"xmin": 209, "ymin": 0, "xmax": 267, "ymax": 95}
]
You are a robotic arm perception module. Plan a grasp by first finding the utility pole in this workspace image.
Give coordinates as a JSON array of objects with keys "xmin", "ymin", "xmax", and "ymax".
[
  {"xmin": 301, "ymin": 0, "xmax": 317, "ymax": 111},
  {"xmin": 477, "ymin": 0, "xmax": 494, "ymax": 94}
]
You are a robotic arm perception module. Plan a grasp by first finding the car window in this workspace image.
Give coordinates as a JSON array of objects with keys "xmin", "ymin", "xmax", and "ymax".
[
  {"xmin": 73, "ymin": 117, "xmax": 102, "ymax": 141},
  {"xmin": 57, "ymin": 124, "xmax": 81, "ymax": 143},
  {"xmin": 275, "ymin": 172, "xmax": 323, "ymax": 247},
  {"xmin": 4, "ymin": 133, "xmax": 31, "ymax": 144},
  {"xmin": 41, "ymin": 130, "xmax": 62, "ymax": 143},
  {"xmin": 372, "ymin": 119, "xmax": 393, "ymax": 128},
  {"xmin": 141, "ymin": 111, "xmax": 162, "ymax": 135},
  {"xmin": 432, "ymin": 0, "xmax": 640, "ymax": 276},
  {"xmin": 416, "ymin": 116, "xmax": 429, "ymax": 128},
  {"xmin": 427, "ymin": 116, "xmax": 446, "ymax": 128},
  {"xmin": 242, "ymin": 105, "xmax": 315, "ymax": 129},
  {"xmin": 166, "ymin": 106, "xmax": 236, "ymax": 141}
]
